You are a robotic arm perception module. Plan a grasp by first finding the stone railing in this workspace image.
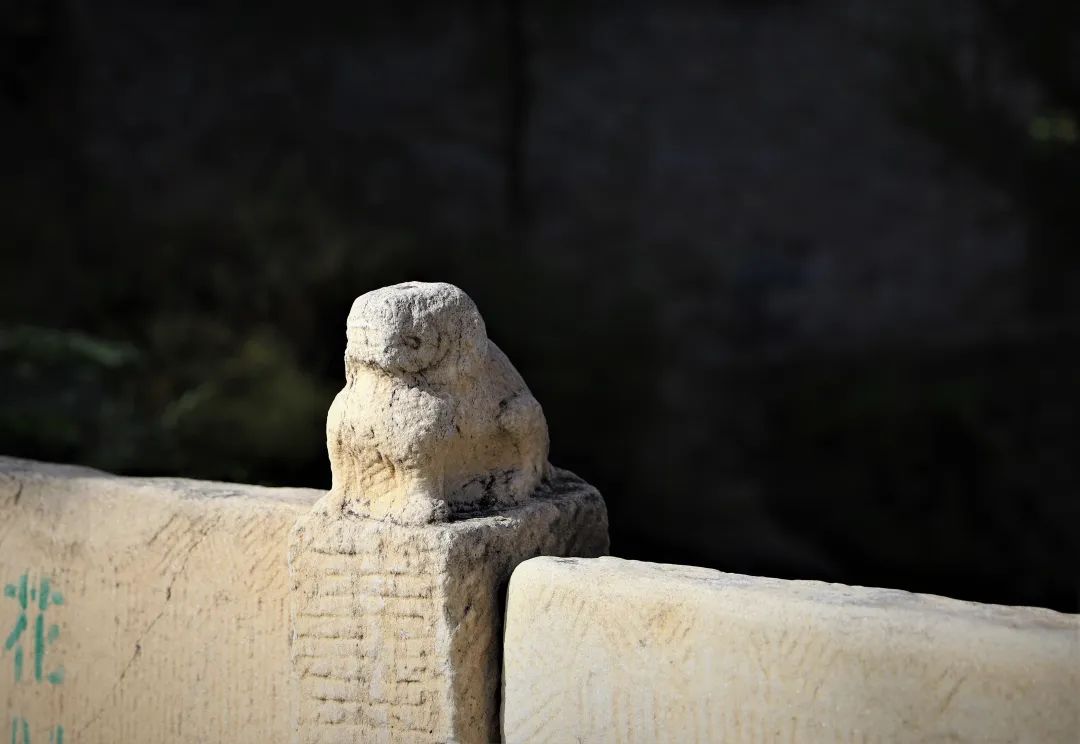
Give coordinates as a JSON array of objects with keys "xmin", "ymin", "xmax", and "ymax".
[
  {"xmin": 1, "ymin": 282, "xmax": 1076, "ymax": 743},
  {"xmin": 503, "ymin": 557, "xmax": 1078, "ymax": 743},
  {"xmin": 0, "ymin": 458, "xmax": 320, "ymax": 743}
]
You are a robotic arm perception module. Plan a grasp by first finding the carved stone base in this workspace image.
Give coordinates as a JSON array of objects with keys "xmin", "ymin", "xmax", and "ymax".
[{"xmin": 288, "ymin": 469, "xmax": 608, "ymax": 744}]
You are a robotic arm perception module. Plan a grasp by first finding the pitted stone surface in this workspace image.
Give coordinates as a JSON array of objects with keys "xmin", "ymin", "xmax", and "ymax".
[
  {"xmin": 290, "ymin": 470, "xmax": 608, "ymax": 744},
  {"xmin": 323, "ymin": 282, "xmax": 550, "ymax": 525},
  {"xmin": 503, "ymin": 556, "xmax": 1080, "ymax": 744}
]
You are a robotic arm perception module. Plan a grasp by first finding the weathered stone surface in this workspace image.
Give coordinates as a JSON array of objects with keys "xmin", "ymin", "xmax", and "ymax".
[
  {"xmin": 291, "ymin": 282, "xmax": 609, "ymax": 742},
  {"xmin": 290, "ymin": 470, "xmax": 607, "ymax": 744},
  {"xmin": 0, "ymin": 456, "xmax": 322, "ymax": 744},
  {"xmin": 324, "ymin": 281, "xmax": 550, "ymax": 525},
  {"xmin": 503, "ymin": 556, "xmax": 1080, "ymax": 744}
]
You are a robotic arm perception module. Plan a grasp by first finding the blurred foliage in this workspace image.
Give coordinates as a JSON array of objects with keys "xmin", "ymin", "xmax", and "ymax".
[
  {"xmin": 0, "ymin": 322, "xmax": 333, "ymax": 484},
  {"xmin": 0, "ymin": 326, "xmax": 139, "ymax": 465}
]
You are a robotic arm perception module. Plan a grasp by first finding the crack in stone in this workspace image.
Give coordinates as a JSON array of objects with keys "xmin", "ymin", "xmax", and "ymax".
[{"xmin": 75, "ymin": 520, "xmax": 216, "ymax": 737}]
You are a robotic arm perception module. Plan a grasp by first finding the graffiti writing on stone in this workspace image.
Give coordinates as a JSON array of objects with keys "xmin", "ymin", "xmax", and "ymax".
[{"xmin": 4, "ymin": 573, "xmax": 65, "ymax": 744}]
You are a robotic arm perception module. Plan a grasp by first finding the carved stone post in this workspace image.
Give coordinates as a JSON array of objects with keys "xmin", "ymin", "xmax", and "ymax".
[{"xmin": 289, "ymin": 282, "xmax": 608, "ymax": 743}]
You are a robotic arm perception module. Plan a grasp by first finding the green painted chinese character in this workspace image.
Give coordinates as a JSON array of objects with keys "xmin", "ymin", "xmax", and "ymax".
[
  {"xmin": 10, "ymin": 717, "xmax": 29, "ymax": 744},
  {"xmin": 3, "ymin": 574, "xmax": 64, "ymax": 685},
  {"xmin": 7, "ymin": 717, "xmax": 63, "ymax": 744}
]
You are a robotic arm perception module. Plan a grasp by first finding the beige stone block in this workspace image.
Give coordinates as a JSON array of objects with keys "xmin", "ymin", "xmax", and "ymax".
[
  {"xmin": 503, "ymin": 556, "xmax": 1080, "ymax": 744},
  {"xmin": 0, "ymin": 457, "xmax": 321, "ymax": 744},
  {"xmin": 289, "ymin": 469, "xmax": 608, "ymax": 744}
]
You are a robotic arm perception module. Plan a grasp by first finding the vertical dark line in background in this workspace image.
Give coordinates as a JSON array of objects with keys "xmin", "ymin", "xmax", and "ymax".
[{"xmin": 503, "ymin": 0, "xmax": 532, "ymax": 235}]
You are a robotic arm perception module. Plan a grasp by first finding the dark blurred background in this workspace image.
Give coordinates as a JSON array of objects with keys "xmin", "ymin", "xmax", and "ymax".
[{"xmin": 1, "ymin": 0, "xmax": 1077, "ymax": 611}]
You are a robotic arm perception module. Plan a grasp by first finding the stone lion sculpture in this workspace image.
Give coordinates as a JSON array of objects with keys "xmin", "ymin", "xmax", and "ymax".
[{"xmin": 320, "ymin": 281, "xmax": 551, "ymax": 524}]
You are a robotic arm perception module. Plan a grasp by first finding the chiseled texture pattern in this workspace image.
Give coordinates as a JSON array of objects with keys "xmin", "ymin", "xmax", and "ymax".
[
  {"xmin": 0, "ymin": 456, "xmax": 322, "ymax": 744},
  {"xmin": 323, "ymin": 281, "xmax": 550, "ymax": 525},
  {"xmin": 289, "ymin": 470, "xmax": 608, "ymax": 744},
  {"xmin": 504, "ymin": 556, "xmax": 1080, "ymax": 744}
]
